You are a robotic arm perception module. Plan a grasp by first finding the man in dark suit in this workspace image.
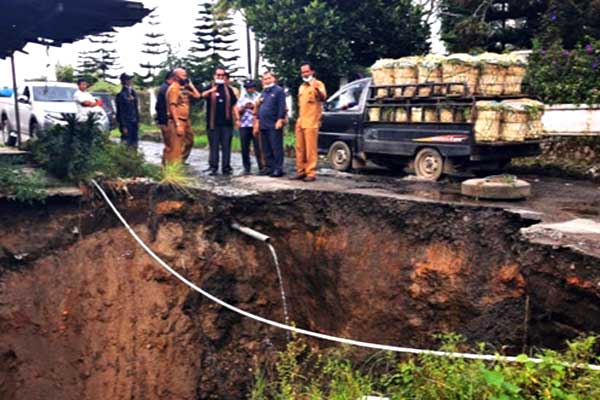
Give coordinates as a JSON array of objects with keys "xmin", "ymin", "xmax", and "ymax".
[
  {"xmin": 256, "ymin": 71, "xmax": 287, "ymax": 177},
  {"xmin": 115, "ymin": 73, "xmax": 140, "ymax": 149}
]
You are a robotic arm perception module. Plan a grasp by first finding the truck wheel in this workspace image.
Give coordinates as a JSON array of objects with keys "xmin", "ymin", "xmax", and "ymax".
[
  {"xmin": 414, "ymin": 147, "xmax": 444, "ymax": 181},
  {"xmin": 327, "ymin": 141, "xmax": 352, "ymax": 171},
  {"xmin": 1, "ymin": 116, "xmax": 9, "ymax": 145},
  {"xmin": 29, "ymin": 120, "xmax": 39, "ymax": 139},
  {"xmin": 1, "ymin": 117, "xmax": 16, "ymax": 147}
]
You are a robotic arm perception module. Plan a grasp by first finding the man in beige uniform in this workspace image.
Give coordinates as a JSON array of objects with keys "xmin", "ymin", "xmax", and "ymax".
[
  {"xmin": 293, "ymin": 62, "xmax": 327, "ymax": 182},
  {"xmin": 165, "ymin": 68, "xmax": 200, "ymax": 164}
]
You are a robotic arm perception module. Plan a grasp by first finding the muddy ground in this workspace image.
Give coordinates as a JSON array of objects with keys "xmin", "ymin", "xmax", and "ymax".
[{"xmin": 1, "ymin": 182, "xmax": 599, "ymax": 399}]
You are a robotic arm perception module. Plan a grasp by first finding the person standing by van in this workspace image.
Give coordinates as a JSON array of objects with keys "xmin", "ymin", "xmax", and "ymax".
[
  {"xmin": 256, "ymin": 71, "xmax": 286, "ymax": 177},
  {"xmin": 115, "ymin": 73, "xmax": 140, "ymax": 148}
]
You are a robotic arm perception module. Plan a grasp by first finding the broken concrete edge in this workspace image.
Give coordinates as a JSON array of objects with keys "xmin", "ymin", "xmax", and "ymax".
[{"xmin": 520, "ymin": 219, "xmax": 600, "ymax": 258}]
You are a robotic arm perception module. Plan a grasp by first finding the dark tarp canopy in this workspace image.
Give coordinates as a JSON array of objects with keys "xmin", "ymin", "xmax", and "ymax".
[
  {"xmin": 0, "ymin": 0, "xmax": 151, "ymax": 144},
  {"xmin": 0, "ymin": 0, "xmax": 151, "ymax": 58}
]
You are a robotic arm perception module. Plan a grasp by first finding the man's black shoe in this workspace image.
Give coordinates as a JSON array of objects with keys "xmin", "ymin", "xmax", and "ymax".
[
  {"xmin": 289, "ymin": 174, "xmax": 306, "ymax": 181},
  {"xmin": 270, "ymin": 170, "xmax": 285, "ymax": 178},
  {"xmin": 222, "ymin": 170, "xmax": 232, "ymax": 176},
  {"xmin": 258, "ymin": 169, "xmax": 272, "ymax": 176},
  {"xmin": 243, "ymin": 169, "xmax": 252, "ymax": 175},
  {"xmin": 208, "ymin": 170, "xmax": 218, "ymax": 176},
  {"xmin": 203, "ymin": 167, "xmax": 215, "ymax": 172}
]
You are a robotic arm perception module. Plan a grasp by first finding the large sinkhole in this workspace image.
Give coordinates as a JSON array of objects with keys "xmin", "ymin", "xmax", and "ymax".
[{"xmin": 1, "ymin": 185, "xmax": 599, "ymax": 399}]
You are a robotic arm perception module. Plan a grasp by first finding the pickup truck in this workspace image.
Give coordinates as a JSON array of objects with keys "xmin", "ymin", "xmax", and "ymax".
[
  {"xmin": 0, "ymin": 81, "xmax": 110, "ymax": 146},
  {"xmin": 318, "ymin": 78, "xmax": 542, "ymax": 180}
]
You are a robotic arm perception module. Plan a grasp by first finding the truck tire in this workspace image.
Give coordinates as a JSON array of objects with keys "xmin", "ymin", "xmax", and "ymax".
[
  {"xmin": 327, "ymin": 141, "xmax": 352, "ymax": 172},
  {"xmin": 29, "ymin": 120, "xmax": 39, "ymax": 139},
  {"xmin": 1, "ymin": 116, "xmax": 16, "ymax": 147},
  {"xmin": 414, "ymin": 147, "xmax": 444, "ymax": 181}
]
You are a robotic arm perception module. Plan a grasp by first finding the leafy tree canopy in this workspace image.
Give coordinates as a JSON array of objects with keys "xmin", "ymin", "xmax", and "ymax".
[{"xmin": 220, "ymin": 0, "xmax": 430, "ymax": 94}]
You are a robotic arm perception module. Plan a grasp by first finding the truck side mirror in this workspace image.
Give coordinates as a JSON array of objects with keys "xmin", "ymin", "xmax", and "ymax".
[{"xmin": 17, "ymin": 95, "xmax": 30, "ymax": 104}]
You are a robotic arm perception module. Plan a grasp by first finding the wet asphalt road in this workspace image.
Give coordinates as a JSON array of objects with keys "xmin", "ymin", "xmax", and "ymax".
[{"xmin": 138, "ymin": 140, "xmax": 600, "ymax": 225}]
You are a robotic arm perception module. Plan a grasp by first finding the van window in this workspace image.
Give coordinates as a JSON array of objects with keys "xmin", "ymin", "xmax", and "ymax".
[
  {"xmin": 33, "ymin": 86, "xmax": 76, "ymax": 102},
  {"xmin": 326, "ymin": 80, "xmax": 367, "ymax": 112}
]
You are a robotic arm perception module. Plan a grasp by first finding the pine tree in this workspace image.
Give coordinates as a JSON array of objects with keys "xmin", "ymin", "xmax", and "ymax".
[
  {"xmin": 140, "ymin": 12, "xmax": 168, "ymax": 81},
  {"xmin": 76, "ymin": 33, "xmax": 121, "ymax": 81},
  {"xmin": 187, "ymin": 1, "xmax": 240, "ymax": 82}
]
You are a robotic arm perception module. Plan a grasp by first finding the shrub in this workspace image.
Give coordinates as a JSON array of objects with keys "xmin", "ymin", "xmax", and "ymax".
[
  {"xmin": 527, "ymin": 38, "xmax": 600, "ymax": 105},
  {"xmin": 30, "ymin": 114, "xmax": 159, "ymax": 183},
  {"xmin": 0, "ymin": 160, "xmax": 47, "ymax": 203},
  {"xmin": 252, "ymin": 335, "xmax": 600, "ymax": 399}
]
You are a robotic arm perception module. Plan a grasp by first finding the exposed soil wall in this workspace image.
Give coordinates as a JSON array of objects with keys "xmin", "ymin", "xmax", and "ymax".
[{"xmin": 0, "ymin": 186, "xmax": 599, "ymax": 399}]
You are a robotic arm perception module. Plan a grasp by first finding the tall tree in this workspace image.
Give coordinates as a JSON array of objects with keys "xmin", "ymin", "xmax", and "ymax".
[
  {"xmin": 219, "ymin": 0, "xmax": 429, "ymax": 94},
  {"xmin": 140, "ymin": 12, "xmax": 168, "ymax": 82},
  {"xmin": 76, "ymin": 33, "xmax": 121, "ymax": 81},
  {"xmin": 187, "ymin": 1, "xmax": 240, "ymax": 83},
  {"xmin": 539, "ymin": 0, "xmax": 600, "ymax": 48},
  {"xmin": 440, "ymin": 0, "xmax": 548, "ymax": 53}
]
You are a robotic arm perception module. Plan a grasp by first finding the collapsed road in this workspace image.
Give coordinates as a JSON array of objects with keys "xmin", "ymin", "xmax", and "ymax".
[{"xmin": 0, "ymin": 141, "xmax": 599, "ymax": 399}]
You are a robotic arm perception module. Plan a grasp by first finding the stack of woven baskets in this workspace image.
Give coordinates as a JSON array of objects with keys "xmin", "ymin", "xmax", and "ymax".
[
  {"xmin": 370, "ymin": 52, "xmax": 529, "ymax": 97},
  {"xmin": 473, "ymin": 99, "xmax": 544, "ymax": 142}
]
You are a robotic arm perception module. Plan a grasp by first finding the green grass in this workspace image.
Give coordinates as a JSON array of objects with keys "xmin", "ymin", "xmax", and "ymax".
[
  {"xmin": 252, "ymin": 334, "xmax": 600, "ymax": 399},
  {"xmin": 0, "ymin": 160, "xmax": 48, "ymax": 203}
]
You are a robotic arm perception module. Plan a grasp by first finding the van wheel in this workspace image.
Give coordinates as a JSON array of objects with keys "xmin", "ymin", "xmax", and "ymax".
[
  {"xmin": 327, "ymin": 141, "xmax": 352, "ymax": 171},
  {"xmin": 414, "ymin": 147, "xmax": 444, "ymax": 181}
]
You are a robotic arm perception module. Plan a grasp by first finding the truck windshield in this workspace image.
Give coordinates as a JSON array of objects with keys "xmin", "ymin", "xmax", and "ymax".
[{"xmin": 33, "ymin": 86, "xmax": 76, "ymax": 102}]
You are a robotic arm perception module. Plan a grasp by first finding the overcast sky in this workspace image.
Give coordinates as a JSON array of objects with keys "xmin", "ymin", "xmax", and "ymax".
[{"xmin": 0, "ymin": 0, "xmax": 443, "ymax": 87}]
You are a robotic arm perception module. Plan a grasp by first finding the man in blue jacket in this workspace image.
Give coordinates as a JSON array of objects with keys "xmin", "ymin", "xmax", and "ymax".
[
  {"xmin": 256, "ymin": 71, "xmax": 286, "ymax": 177},
  {"xmin": 115, "ymin": 73, "xmax": 140, "ymax": 148}
]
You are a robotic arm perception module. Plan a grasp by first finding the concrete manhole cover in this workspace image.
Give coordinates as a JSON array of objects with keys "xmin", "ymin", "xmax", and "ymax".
[{"xmin": 461, "ymin": 175, "xmax": 531, "ymax": 200}]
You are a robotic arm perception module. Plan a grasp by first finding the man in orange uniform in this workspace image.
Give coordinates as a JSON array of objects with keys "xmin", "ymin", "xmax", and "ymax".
[
  {"xmin": 165, "ymin": 68, "xmax": 201, "ymax": 164},
  {"xmin": 293, "ymin": 62, "xmax": 327, "ymax": 182}
]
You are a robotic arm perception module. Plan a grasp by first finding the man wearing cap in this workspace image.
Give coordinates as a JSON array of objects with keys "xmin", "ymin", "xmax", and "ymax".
[
  {"xmin": 200, "ymin": 67, "xmax": 239, "ymax": 176},
  {"xmin": 166, "ymin": 68, "xmax": 201, "ymax": 163},
  {"xmin": 155, "ymin": 70, "xmax": 175, "ymax": 164},
  {"xmin": 116, "ymin": 73, "xmax": 140, "ymax": 148},
  {"xmin": 236, "ymin": 79, "xmax": 263, "ymax": 174},
  {"xmin": 293, "ymin": 62, "xmax": 327, "ymax": 182}
]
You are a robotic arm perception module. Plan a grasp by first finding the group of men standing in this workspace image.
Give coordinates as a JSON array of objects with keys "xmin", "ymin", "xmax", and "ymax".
[{"xmin": 103, "ymin": 62, "xmax": 327, "ymax": 181}]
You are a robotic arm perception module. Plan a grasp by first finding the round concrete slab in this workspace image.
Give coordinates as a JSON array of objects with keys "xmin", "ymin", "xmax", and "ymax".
[{"xmin": 461, "ymin": 176, "xmax": 531, "ymax": 200}]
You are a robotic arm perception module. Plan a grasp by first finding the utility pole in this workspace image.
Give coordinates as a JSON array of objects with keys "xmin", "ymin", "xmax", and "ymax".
[
  {"xmin": 10, "ymin": 54, "xmax": 21, "ymax": 146},
  {"xmin": 246, "ymin": 21, "xmax": 252, "ymax": 77}
]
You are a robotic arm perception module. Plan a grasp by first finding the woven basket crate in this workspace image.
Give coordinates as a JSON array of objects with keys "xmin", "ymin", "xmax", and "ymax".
[
  {"xmin": 474, "ymin": 101, "xmax": 502, "ymax": 142},
  {"xmin": 424, "ymin": 108, "xmax": 437, "ymax": 122},
  {"xmin": 501, "ymin": 122, "xmax": 527, "ymax": 142},
  {"xmin": 440, "ymin": 108, "xmax": 454, "ymax": 123},
  {"xmin": 501, "ymin": 99, "xmax": 545, "ymax": 140},
  {"xmin": 443, "ymin": 55, "xmax": 479, "ymax": 95},
  {"xmin": 371, "ymin": 59, "xmax": 396, "ymax": 97},
  {"xmin": 381, "ymin": 108, "xmax": 395, "ymax": 122},
  {"xmin": 417, "ymin": 68, "xmax": 443, "ymax": 96},
  {"xmin": 368, "ymin": 107, "xmax": 381, "ymax": 122},
  {"xmin": 394, "ymin": 58, "xmax": 418, "ymax": 97},
  {"xmin": 504, "ymin": 64, "xmax": 527, "ymax": 95},
  {"xmin": 395, "ymin": 108, "xmax": 408, "ymax": 122},
  {"xmin": 411, "ymin": 107, "xmax": 423, "ymax": 122},
  {"xmin": 476, "ymin": 53, "xmax": 508, "ymax": 96}
]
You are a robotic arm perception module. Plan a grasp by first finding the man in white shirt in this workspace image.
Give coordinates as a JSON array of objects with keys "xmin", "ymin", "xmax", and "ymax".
[{"xmin": 73, "ymin": 78, "xmax": 100, "ymax": 121}]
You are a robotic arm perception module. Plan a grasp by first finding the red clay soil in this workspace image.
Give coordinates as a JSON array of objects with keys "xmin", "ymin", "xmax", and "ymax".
[{"xmin": 0, "ymin": 185, "xmax": 599, "ymax": 399}]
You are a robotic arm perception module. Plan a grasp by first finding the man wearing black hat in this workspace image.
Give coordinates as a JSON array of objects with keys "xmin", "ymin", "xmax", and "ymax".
[
  {"xmin": 236, "ymin": 79, "xmax": 263, "ymax": 174},
  {"xmin": 115, "ymin": 73, "xmax": 140, "ymax": 148}
]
